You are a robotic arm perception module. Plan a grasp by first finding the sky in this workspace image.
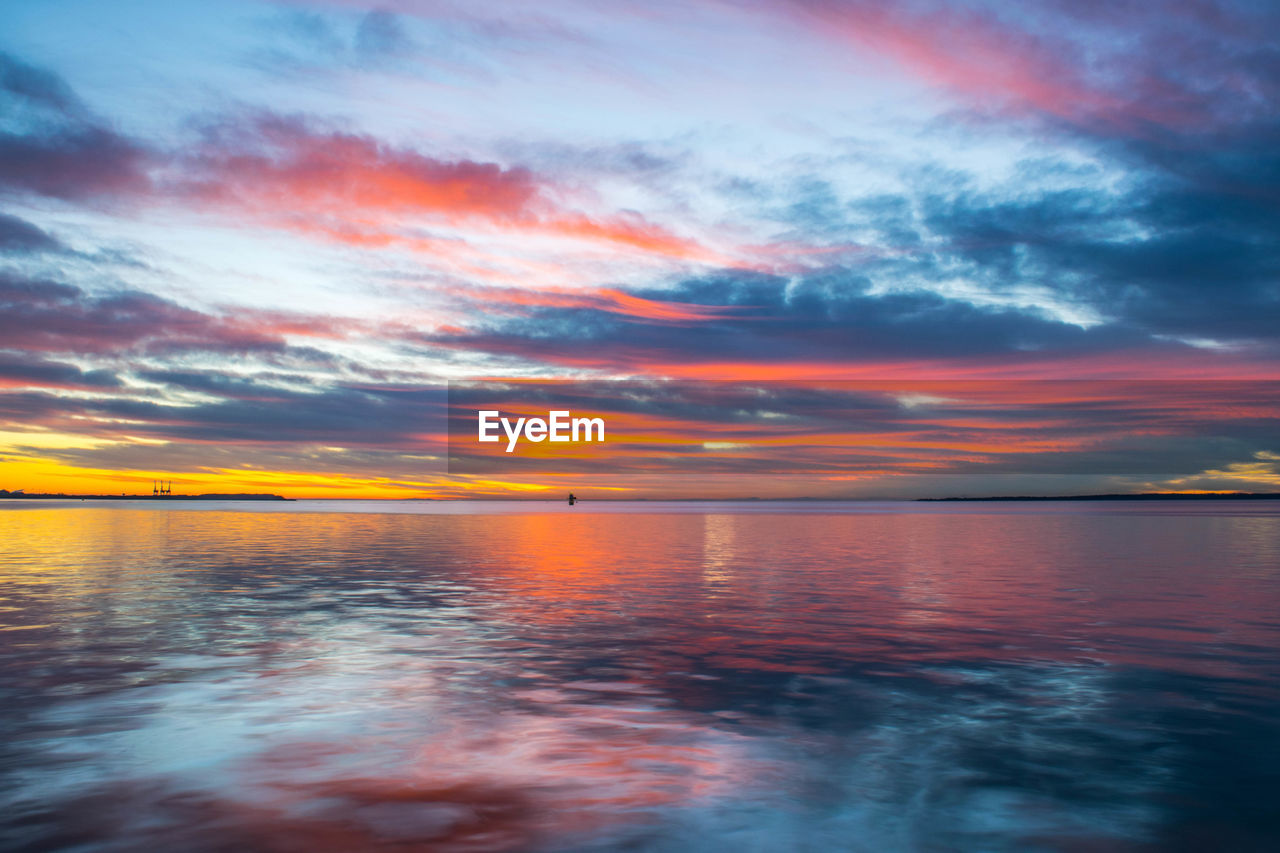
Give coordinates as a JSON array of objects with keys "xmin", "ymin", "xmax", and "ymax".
[{"xmin": 1, "ymin": 0, "xmax": 1278, "ymax": 499}]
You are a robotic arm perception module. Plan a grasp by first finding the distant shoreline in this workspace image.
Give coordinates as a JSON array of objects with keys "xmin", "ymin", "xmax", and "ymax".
[
  {"xmin": 0, "ymin": 493, "xmax": 292, "ymax": 501},
  {"xmin": 3, "ymin": 492, "xmax": 1276, "ymax": 504},
  {"xmin": 917, "ymin": 493, "xmax": 1280, "ymax": 502}
]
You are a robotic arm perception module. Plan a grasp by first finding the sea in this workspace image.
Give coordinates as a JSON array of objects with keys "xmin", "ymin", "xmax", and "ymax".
[{"xmin": 1, "ymin": 500, "xmax": 1278, "ymax": 851}]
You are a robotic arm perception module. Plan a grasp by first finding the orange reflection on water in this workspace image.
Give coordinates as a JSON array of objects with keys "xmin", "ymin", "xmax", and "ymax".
[{"xmin": 3, "ymin": 503, "xmax": 1280, "ymax": 850}]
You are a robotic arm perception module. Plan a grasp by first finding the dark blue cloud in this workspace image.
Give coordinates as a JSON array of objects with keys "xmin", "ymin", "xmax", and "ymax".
[
  {"xmin": 0, "ymin": 213, "xmax": 64, "ymax": 252},
  {"xmin": 0, "ymin": 273, "xmax": 288, "ymax": 356},
  {"xmin": 0, "ymin": 380, "xmax": 445, "ymax": 449},
  {"xmin": 425, "ymin": 270, "xmax": 1160, "ymax": 368},
  {"xmin": 354, "ymin": 10, "xmax": 415, "ymax": 65},
  {"xmin": 911, "ymin": 154, "xmax": 1280, "ymax": 340},
  {"xmin": 0, "ymin": 52, "xmax": 151, "ymax": 201},
  {"xmin": 0, "ymin": 49, "xmax": 81, "ymax": 113},
  {"xmin": 0, "ymin": 351, "xmax": 120, "ymax": 389}
]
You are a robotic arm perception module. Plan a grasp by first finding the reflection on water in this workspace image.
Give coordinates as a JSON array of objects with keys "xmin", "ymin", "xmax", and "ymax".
[{"xmin": 1, "ymin": 502, "xmax": 1279, "ymax": 851}]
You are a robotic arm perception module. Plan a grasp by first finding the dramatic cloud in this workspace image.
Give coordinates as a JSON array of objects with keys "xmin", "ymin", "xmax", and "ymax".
[
  {"xmin": 0, "ymin": 213, "xmax": 64, "ymax": 253},
  {"xmin": 0, "ymin": 351, "xmax": 120, "ymax": 390},
  {"xmin": 420, "ymin": 271, "xmax": 1277, "ymax": 379},
  {"xmin": 0, "ymin": 274, "xmax": 295, "ymax": 356},
  {"xmin": 0, "ymin": 52, "xmax": 151, "ymax": 201},
  {"xmin": 2, "ymin": 379, "xmax": 446, "ymax": 457},
  {"xmin": 913, "ymin": 178, "xmax": 1280, "ymax": 341},
  {"xmin": 1, "ymin": 2, "xmax": 1277, "ymax": 496},
  {"xmin": 1, "ymin": 53, "xmax": 723, "ymax": 272},
  {"xmin": 438, "ymin": 378, "xmax": 1280, "ymax": 498},
  {"xmin": 775, "ymin": 0, "xmax": 1280, "ymax": 134},
  {"xmin": 172, "ymin": 115, "xmax": 729, "ymax": 267}
]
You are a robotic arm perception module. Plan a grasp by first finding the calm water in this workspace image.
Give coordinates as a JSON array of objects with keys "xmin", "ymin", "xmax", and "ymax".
[{"xmin": 1, "ymin": 501, "xmax": 1279, "ymax": 852}]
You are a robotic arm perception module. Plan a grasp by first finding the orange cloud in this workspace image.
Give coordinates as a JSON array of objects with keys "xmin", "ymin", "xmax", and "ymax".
[
  {"xmin": 787, "ymin": 0, "xmax": 1188, "ymax": 131},
  {"xmin": 178, "ymin": 119, "xmax": 734, "ymax": 271},
  {"xmin": 435, "ymin": 283, "xmax": 749, "ymax": 324}
]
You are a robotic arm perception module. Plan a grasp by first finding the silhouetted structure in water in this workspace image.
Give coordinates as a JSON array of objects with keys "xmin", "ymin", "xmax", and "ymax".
[
  {"xmin": 1, "ymin": 489, "xmax": 288, "ymax": 501},
  {"xmin": 568, "ymin": 493, "xmax": 577, "ymax": 506}
]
